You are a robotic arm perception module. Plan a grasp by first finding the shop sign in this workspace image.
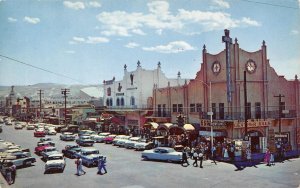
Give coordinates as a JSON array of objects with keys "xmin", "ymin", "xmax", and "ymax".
[
  {"xmin": 127, "ymin": 87, "xmax": 137, "ymax": 90},
  {"xmin": 234, "ymin": 119, "xmax": 271, "ymax": 128},
  {"xmin": 116, "ymin": 93, "xmax": 124, "ymax": 96},
  {"xmin": 200, "ymin": 120, "xmax": 226, "ymax": 128}
]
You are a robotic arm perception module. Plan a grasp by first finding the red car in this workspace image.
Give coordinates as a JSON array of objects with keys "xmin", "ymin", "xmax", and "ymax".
[
  {"xmin": 103, "ymin": 134, "xmax": 117, "ymax": 144},
  {"xmin": 34, "ymin": 130, "xmax": 45, "ymax": 137},
  {"xmin": 35, "ymin": 144, "xmax": 50, "ymax": 155}
]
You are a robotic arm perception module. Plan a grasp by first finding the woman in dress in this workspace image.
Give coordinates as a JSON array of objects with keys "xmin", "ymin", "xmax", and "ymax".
[{"xmin": 264, "ymin": 148, "xmax": 271, "ymax": 166}]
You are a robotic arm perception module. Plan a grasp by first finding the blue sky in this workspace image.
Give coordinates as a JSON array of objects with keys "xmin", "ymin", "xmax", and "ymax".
[{"xmin": 0, "ymin": 0, "xmax": 299, "ymax": 86}]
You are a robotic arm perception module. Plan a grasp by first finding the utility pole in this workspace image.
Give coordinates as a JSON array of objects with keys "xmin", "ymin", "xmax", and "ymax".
[
  {"xmin": 61, "ymin": 88, "xmax": 70, "ymax": 126},
  {"xmin": 274, "ymin": 94, "xmax": 285, "ymax": 134},
  {"xmin": 244, "ymin": 71, "xmax": 248, "ymax": 139},
  {"xmin": 37, "ymin": 90, "xmax": 44, "ymax": 121}
]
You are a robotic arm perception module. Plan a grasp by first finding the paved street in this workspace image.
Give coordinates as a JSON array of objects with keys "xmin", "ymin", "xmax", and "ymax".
[{"xmin": 0, "ymin": 124, "xmax": 300, "ymax": 188}]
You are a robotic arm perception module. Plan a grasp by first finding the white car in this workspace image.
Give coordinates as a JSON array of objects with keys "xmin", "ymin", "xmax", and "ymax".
[
  {"xmin": 135, "ymin": 142, "xmax": 155, "ymax": 151},
  {"xmin": 45, "ymin": 153, "xmax": 66, "ymax": 173},
  {"xmin": 141, "ymin": 147, "xmax": 182, "ymax": 163},
  {"xmin": 60, "ymin": 132, "xmax": 76, "ymax": 141},
  {"xmin": 41, "ymin": 147, "xmax": 60, "ymax": 160},
  {"xmin": 124, "ymin": 137, "xmax": 142, "ymax": 149},
  {"xmin": 46, "ymin": 128, "xmax": 57, "ymax": 135},
  {"xmin": 113, "ymin": 136, "xmax": 131, "ymax": 146}
]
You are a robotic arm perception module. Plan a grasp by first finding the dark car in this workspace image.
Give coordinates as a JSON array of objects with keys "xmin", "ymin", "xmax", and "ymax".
[
  {"xmin": 62, "ymin": 145, "xmax": 81, "ymax": 158},
  {"xmin": 76, "ymin": 136, "xmax": 94, "ymax": 147}
]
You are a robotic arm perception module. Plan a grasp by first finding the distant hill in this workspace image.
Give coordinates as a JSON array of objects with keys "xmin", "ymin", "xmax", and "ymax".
[{"xmin": 0, "ymin": 83, "xmax": 100, "ymax": 98}]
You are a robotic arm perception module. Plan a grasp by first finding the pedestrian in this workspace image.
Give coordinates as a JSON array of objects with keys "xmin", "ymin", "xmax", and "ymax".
[
  {"xmin": 192, "ymin": 148, "xmax": 199, "ymax": 167},
  {"xmin": 270, "ymin": 153, "xmax": 275, "ymax": 166},
  {"xmin": 75, "ymin": 157, "xmax": 86, "ymax": 175},
  {"xmin": 264, "ymin": 148, "xmax": 271, "ymax": 166},
  {"xmin": 5, "ymin": 162, "xmax": 12, "ymax": 185},
  {"xmin": 198, "ymin": 148, "xmax": 204, "ymax": 168},
  {"xmin": 211, "ymin": 145, "xmax": 217, "ymax": 165},
  {"xmin": 223, "ymin": 147, "xmax": 229, "ymax": 161},
  {"xmin": 181, "ymin": 147, "xmax": 189, "ymax": 166},
  {"xmin": 97, "ymin": 156, "xmax": 107, "ymax": 175},
  {"xmin": 246, "ymin": 147, "xmax": 252, "ymax": 166},
  {"xmin": 10, "ymin": 163, "xmax": 16, "ymax": 184},
  {"xmin": 75, "ymin": 157, "xmax": 80, "ymax": 175}
]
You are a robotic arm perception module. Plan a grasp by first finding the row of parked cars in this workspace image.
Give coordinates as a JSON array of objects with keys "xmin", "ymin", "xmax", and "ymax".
[
  {"xmin": 0, "ymin": 139, "xmax": 36, "ymax": 178},
  {"xmin": 34, "ymin": 137, "xmax": 66, "ymax": 173}
]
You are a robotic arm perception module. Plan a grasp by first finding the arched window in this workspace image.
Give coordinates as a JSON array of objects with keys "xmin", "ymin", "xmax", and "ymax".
[
  {"xmin": 116, "ymin": 98, "xmax": 120, "ymax": 106},
  {"xmin": 130, "ymin": 96, "xmax": 135, "ymax": 106},
  {"xmin": 109, "ymin": 98, "xmax": 113, "ymax": 106},
  {"xmin": 106, "ymin": 99, "xmax": 109, "ymax": 106},
  {"xmin": 121, "ymin": 98, "xmax": 124, "ymax": 106}
]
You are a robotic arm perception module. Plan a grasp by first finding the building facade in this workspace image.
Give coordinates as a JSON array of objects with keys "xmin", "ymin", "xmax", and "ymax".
[
  {"xmin": 103, "ymin": 61, "xmax": 188, "ymax": 134},
  {"xmin": 153, "ymin": 30, "xmax": 300, "ymax": 152}
]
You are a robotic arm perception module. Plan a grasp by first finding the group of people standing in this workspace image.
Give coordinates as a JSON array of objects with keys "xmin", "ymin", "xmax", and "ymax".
[{"xmin": 75, "ymin": 156, "xmax": 107, "ymax": 176}]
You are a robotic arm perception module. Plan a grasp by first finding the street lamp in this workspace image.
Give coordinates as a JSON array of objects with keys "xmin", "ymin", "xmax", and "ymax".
[{"xmin": 196, "ymin": 80, "xmax": 213, "ymax": 156}]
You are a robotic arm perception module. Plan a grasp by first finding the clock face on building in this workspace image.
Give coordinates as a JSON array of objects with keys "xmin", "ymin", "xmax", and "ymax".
[
  {"xmin": 212, "ymin": 61, "xmax": 221, "ymax": 74},
  {"xmin": 246, "ymin": 59, "xmax": 257, "ymax": 74}
]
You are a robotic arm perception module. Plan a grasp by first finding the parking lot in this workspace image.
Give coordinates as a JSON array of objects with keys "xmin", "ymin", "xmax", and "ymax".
[{"xmin": 1, "ymin": 124, "xmax": 300, "ymax": 188}]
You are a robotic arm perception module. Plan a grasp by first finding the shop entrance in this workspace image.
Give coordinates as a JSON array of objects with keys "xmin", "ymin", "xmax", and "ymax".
[{"xmin": 248, "ymin": 131, "xmax": 264, "ymax": 153}]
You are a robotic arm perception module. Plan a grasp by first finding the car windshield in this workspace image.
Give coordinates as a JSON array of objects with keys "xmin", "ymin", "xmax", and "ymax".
[
  {"xmin": 46, "ymin": 148, "xmax": 56, "ymax": 152},
  {"xmin": 48, "ymin": 156, "xmax": 63, "ymax": 160}
]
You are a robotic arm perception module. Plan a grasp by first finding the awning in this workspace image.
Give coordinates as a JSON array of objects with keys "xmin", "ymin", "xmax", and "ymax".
[
  {"xmin": 144, "ymin": 122, "xmax": 159, "ymax": 129},
  {"xmin": 157, "ymin": 123, "xmax": 173, "ymax": 131},
  {"xmin": 183, "ymin": 124, "xmax": 195, "ymax": 131}
]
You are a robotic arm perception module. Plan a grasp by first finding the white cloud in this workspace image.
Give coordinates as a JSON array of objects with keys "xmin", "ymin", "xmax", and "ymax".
[
  {"xmin": 291, "ymin": 30, "xmax": 299, "ymax": 35},
  {"xmin": 89, "ymin": 1, "xmax": 101, "ymax": 8},
  {"xmin": 65, "ymin": 50, "xmax": 75, "ymax": 54},
  {"xmin": 86, "ymin": 36, "xmax": 109, "ymax": 43},
  {"xmin": 96, "ymin": 1, "xmax": 259, "ymax": 37},
  {"xmin": 73, "ymin": 36, "xmax": 85, "ymax": 42},
  {"xmin": 23, "ymin": 16, "xmax": 40, "ymax": 24},
  {"xmin": 125, "ymin": 42, "xmax": 139, "ymax": 48},
  {"xmin": 8, "ymin": 17, "xmax": 17, "ymax": 22},
  {"xmin": 213, "ymin": 0, "xmax": 230, "ymax": 9},
  {"xmin": 143, "ymin": 41, "xmax": 195, "ymax": 53},
  {"xmin": 63, "ymin": 1, "xmax": 85, "ymax": 10},
  {"xmin": 70, "ymin": 36, "xmax": 109, "ymax": 44}
]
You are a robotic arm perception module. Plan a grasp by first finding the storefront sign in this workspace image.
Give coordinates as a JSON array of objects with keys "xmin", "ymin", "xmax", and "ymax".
[
  {"xmin": 199, "ymin": 131, "xmax": 226, "ymax": 137},
  {"xmin": 116, "ymin": 93, "xmax": 124, "ymax": 96},
  {"xmin": 200, "ymin": 120, "xmax": 226, "ymax": 129},
  {"xmin": 127, "ymin": 87, "xmax": 137, "ymax": 90},
  {"xmin": 234, "ymin": 119, "xmax": 271, "ymax": 128}
]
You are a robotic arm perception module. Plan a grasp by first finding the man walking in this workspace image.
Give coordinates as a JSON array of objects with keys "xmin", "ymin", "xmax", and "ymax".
[
  {"xmin": 75, "ymin": 157, "xmax": 86, "ymax": 176},
  {"xmin": 97, "ymin": 157, "xmax": 107, "ymax": 175},
  {"xmin": 10, "ymin": 163, "xmax": 16, "ymax": 184},
  {"xmin": 181, "ymin": 147, "xmax": 189, "ymax": 166}
]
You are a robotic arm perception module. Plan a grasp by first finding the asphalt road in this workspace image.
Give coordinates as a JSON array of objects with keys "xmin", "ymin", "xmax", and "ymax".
[{"xmin": 0, "ymin": 124, "xmax": 300, "ymax": 188}]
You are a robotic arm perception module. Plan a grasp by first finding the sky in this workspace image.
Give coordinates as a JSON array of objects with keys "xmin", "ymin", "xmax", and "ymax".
[{"xmin": 0, "ymin": 0, "xmax": 299, "ymax": 86}]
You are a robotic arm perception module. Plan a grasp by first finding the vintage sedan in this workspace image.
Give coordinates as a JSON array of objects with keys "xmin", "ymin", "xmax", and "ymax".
[
  {"xmin": 14, "ymin": 123, "xmax": 23, "ymax": 130},
  {"xmin": 60, "ymin": 132, "xmax": 76, "ymax": 141},
  {"xmin": 44, "ymin": 153, "xmax": 66, "ymax": 173},
  {"xmin": 26, "ymin": 124, "xmax": 35, "ymax": 130},
  {"xmin": 76, "ymin": 136, "xmax": 94, "ymax": 147},
  {"xmin": 74, "ymin": 147, "xmax": 103, "ymax": 167},
  {"xmin": 124, "ymin": 137, "xmax": 142, "ymax": 149},
  {"xmin": 141, "ymin": 147, "xmax": 182, "ymax": 163},
  {"xmin": 62, "ymin": 144, "xmax": 81, "ymax": 158},
  {"xmin": 112, "ymin": 135, "xmax": 131, "ymax": 146},
  {"xmin": 9, "ymin": 152, "xmax": 36, "ymax": 168},
  {"xmin": 135, "ymin": 142, "xmax": 154, "ymax": 151},
  {"xmin": 34, "ymin": 130, "xmax": 45, "ymax": 137},
  {"xmin": 40, "ymin": 147, "xmax": 60, "ymax": 161},
  {"xmin": 35, "ymin": 144, "xmax": 50, "ymax": 155},
  {"xmin": 103, "ymin": 134, "xmax": 117, "ymax": 144}
]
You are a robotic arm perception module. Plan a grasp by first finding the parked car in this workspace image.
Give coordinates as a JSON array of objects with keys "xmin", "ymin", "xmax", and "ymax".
[
  {"xmin": 26, "ymin": 124, "xmax": 35, "ymax": 130},
  {"xmin": 44, "ymin": 153, "xmax": 66, "ymax": 173},
  {"xmin": 35, "ymin": 144, "xmax": 50, "ymax": 155},
  {"xmin": 34, "ymin": 130, "xmax": 45, "ymax": 137},
  {"xmin": 14, "ymin": 123, "xmax": 23, "ymax": 130},
  {"xmin": 78, "ymin": 130, "xmax": 96, "ymax": 137},
  {"xmin": 112, "ymin": 135, "xmax": 131, "ymax": 146},
  {"xmin": 41, "ymin": 147, "xmax": 60, "ymax": 161},
  {"xmin": 75, "ymin": 147, "xmax": 103, "ymax": 167},
  {"xmin": 9, "ymin": 152, "xmax": 36, "ymax": 168},
  {"xmin": 141, "ymin": 147, "xmax": 182, "ymax": 163},
  {"xmin": 60, "ymin": 132, "xmax": 76, "ymax": 141},
  {"xmin": 62, "ymin": 144, "xmax": 81, "ymax": 158},
  {"xmin": 46, "ymin": 128, "xmax": 57, "ymax": 135},
  {"xmin": 135, "ymin": 142, "xmax": 154, "ymax": 151},
  {"xmin": 124, "ymin": 137, "xmax": 142, "ymax": 149},
  {"xmin": 76, "ymin": 136, "xmax": 94, "ymax": 147},
  {"xmin": 103, "ymin": 134, "xmax": 117, "ymax": 144},
  {"xmin": 60, "ymin": 124, "xmax": 79, "ymax": 133}
]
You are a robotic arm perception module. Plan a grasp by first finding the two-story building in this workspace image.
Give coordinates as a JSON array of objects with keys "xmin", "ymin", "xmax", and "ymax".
[{"xmin": 153, "ymin": 30, "xmax": 300, "ymax": 153}]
